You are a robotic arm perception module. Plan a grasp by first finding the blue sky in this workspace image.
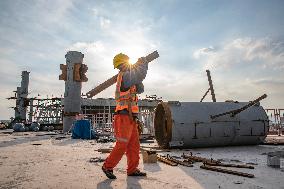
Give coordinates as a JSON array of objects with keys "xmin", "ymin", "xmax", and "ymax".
[{"xmin": 0, "ymin": 0, "xmax": 284, "ymax": 119}]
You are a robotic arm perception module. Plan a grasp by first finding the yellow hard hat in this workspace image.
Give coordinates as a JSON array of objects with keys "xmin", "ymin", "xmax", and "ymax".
[{"xmin": 113, "ymin": 53, "xmax": 129, "ymax": 69}]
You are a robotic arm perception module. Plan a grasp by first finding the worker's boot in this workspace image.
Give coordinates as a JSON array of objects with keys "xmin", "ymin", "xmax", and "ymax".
[
  {"xmin": 102, "ymin": 166, "xmax": 117, "ymax": 179},
  {"xmin": 128, "ymin": 170, "xmax": 147, "ymax": 177}
]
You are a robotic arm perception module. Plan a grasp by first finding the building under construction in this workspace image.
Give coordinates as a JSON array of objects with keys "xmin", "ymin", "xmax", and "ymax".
[
  {"xmin": 7, "ymin": 51, "xmax": 284, "ymax": 148},
  {"xmin": 8, "ymin": 70, "xmax": 159, "ymax": 135}
]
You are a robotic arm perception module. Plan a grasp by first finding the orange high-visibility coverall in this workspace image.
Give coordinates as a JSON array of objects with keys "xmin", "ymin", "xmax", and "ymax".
[{"xmin": 103, "ymin": 72, "xmax": 140, "ymax": 175}]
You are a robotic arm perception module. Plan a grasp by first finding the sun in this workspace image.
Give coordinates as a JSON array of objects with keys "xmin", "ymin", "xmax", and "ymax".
[
  {"xmin": 125, "ymin": 49, "xmax": 145, "ymax": 65},
  {"xmin": 128, "ymin": 54, "xmax": 140, "ymax": 65}
]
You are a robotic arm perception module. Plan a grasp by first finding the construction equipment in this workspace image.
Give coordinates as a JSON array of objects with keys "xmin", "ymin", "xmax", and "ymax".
[
  {"xmin": 200, "ymin": 163, "xmax": 255, "ymax": 178},
  {"xmin": 86, "ymin": 51, "xmax": 159, "ymax": 98}
]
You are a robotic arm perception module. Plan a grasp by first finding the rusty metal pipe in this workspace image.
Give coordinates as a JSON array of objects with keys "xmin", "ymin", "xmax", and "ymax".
[{"xmin": 200, "ymin": 164, "xmax": 255, "ymax": 178}]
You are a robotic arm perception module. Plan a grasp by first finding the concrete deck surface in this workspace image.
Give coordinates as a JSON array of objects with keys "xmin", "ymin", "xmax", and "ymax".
[{"xmin": 0, "ymin": 130, "xmax": 283, "ymax": 189}]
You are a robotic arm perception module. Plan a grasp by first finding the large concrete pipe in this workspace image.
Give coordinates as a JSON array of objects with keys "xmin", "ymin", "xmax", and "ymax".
[{"xmin": 154, "ymin": 101, "xmax": 269, "ymax": 148}]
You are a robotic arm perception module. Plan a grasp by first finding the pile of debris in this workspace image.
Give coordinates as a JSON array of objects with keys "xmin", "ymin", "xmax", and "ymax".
[
  {"xmin": 0, "ymin": 122, "xmax": 7, "ymax": 130},
  {"xmin": 95, "ymin": 146, "xmax": 256, "ymax": 178},
  {"xmin": 156, "ymin": 152, "xmax": 255, "ymax": 178}
]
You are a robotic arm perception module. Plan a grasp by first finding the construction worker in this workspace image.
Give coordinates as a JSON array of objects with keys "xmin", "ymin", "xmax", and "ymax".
[{"xmin": 102, "ymin": 53, "xmax": 148, "ymax": 179}]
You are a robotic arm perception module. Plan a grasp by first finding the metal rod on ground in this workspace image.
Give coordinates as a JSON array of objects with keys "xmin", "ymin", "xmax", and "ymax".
[
  {"xmin": 210, "ymin": 94, "xmax": 267, "ymax": 119},
  {"xmin": 206, "ymin": 70, "xmax": 216, "ymax": 102},
  {"xmin": 205, "ymin": 161, "xmax": 254, "ymax": 169},
  {"xmin": 200, "ymin": 164, "xmax": 255, "ymax": 178},
  {"xmin": 166, "ymin": 154, "xmax": 193, "ymax": 167},
  {"xmin": 157, "ymin": 155, "xmax": 178, "ymax": 166},
  {"xmin": 86, "ymin": 51, "xmax": 159, "ymax": 98},
  {"xmin": 182, "ymin": 153, "xmax": 220, "ymax": 164}
]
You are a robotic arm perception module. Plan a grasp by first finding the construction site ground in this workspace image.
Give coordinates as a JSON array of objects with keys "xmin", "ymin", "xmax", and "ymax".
[{"xmin": 0, "ymin": 130, "xmax": 284, "ymax": 189}]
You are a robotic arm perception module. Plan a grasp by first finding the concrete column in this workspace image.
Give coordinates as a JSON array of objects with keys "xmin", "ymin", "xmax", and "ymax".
[
  {"xmin": 63, "ymin": 51, "xmax": 84, "ymax": 133},
  {"xmin": 19, "ymin": 71, "xmax": 30, "ymax": 120},
  {"xmin": 29, "ymin": 99, "xmax": 33, "ymax": 122},
  {"xmin": 15, "ymin": 87, "xmax": 21, "ymax": 119},
  {"xmin": 14, "ymin": 71, "xmax": 30, "ymax": 121}
]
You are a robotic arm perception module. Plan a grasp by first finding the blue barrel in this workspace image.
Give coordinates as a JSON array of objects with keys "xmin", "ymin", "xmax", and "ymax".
[{"xmin": 72, "ymin": 119, "xmax": 92, "ymax": 139}]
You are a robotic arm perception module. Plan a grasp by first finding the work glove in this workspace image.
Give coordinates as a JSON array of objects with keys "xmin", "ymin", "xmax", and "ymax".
[
  {"xmin": 135, "ymin": 118, "xmax": 144, "ymax": 135},
  {"xmin": 132, "ymin": 57, "xmax": 147, "ymax": 68}
]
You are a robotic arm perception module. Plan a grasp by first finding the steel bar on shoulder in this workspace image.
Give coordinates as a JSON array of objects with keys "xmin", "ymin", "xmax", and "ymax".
[
  {"xmin": 210, "ymin": 94, "xmax": 267, "ymax": 119},
  {"xmin": 86, "ymin": 51, "xmax": 159, "ymax": 98}
]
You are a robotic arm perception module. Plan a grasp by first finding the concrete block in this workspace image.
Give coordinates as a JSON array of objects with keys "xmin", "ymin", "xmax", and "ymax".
[{"xmin": 267, "ymin": 151, "xmax": 284, "ymax": 168}]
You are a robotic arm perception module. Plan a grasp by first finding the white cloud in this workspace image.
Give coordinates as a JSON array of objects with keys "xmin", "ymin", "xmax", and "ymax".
[
  {"xmin": 68, "ymin": 41, "xmax": 105, "ymax": 54},
  {"xmin": 191, "ymin": 37, "xmax": 284, "ymax": 109},
  {"xmin": 91, "ymin": 8, "xmax": 99, "ymax": 17},
  {"xmin": 33, "ymin": 0, "xmax": 75, "ymax": 25},
  {"xmin": 193, "ymin": 37, "xmax": 284, "ymax": 70},
  {"xmin": 100, "ymin": 17, "xmax": 111, "ymax": 29},
  {"xmin": 193, "ymin": 46, "xmax": 215, "ymax": 59}
]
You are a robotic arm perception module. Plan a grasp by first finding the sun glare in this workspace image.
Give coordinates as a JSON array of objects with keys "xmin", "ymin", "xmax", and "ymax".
[{"xmin": 126, "ymin": 50, "xmax": 144, "ymax": 65}]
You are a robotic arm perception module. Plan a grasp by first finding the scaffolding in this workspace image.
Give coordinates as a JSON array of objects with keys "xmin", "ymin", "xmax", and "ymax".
[
  {"xmin": 8, "ymin": 85, "xmax": 159, "ymax": 135},
  {"xmin": 80, "ymin": 98, "xmax": 159, "ymax": 136},
  {"xmin": 265, "ymin": 108, "xmax": 284, "ymax": 135},
  {"xmin": 28, "ymin": 97, "xmax": 63, "ymax": 124}
]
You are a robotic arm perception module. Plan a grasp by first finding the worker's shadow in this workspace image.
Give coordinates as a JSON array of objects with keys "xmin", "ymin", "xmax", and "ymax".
[
  {"xmin": 143, "ymin": 163, "xmax": 161, "ymax": 172},
  {"xmin": 97, "ymin": 179, "xmax": 114, "ymax": 189},
  {"xmin": 96, "ymin": 177, "xmax": 142, "ymax": 189},
  {"xmin": 126, "ymin": 177, "xmax": 142, "ymax": 189}
]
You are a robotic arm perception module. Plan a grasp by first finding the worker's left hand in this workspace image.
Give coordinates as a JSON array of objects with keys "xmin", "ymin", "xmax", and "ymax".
[
  {"xmin": 137, "ymin": 57, "xmax": 147, "ymax": 65},
  {"xmin": 136, "ymin": 119, "xmax": 143, "ymax": 135}
]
